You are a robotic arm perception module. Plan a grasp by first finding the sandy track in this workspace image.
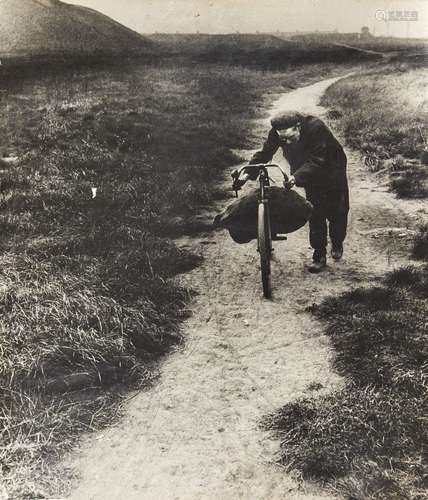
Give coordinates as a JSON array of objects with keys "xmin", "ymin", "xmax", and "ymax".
[{"xmin": 67, "ymin": 75, "xmax": 423, "ymax": 500}]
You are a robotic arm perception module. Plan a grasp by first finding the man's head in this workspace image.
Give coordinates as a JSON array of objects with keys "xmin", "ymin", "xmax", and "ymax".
[
  {"xmin": 271, "ymin": 110, "xmax": 306, "ymax": 145},
  {"xmin": 276, "ymin": 124, "xmax": 301, "ymax": 145}
]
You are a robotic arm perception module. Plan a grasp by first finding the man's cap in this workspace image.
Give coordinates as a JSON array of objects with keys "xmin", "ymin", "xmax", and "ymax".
[{"xmin": 271, "ymin": 110, "xmax": 306, "ymax": 130}]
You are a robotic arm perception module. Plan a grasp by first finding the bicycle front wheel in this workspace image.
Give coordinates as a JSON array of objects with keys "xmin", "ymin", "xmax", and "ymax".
[{"xmin": 258, "ymin": 202, "xmax": 272, "ymax": 299}]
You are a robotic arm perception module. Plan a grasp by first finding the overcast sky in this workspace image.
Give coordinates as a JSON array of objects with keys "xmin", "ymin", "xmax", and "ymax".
[{"xmin": 65, "ymin": 0, "xmax": 427, "ymax": 37}]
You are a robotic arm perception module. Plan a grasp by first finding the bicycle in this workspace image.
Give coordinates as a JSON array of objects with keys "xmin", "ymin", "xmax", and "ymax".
[{"xmin": 232, "ymin": 163, "xmax": 289, "ymax": 299}]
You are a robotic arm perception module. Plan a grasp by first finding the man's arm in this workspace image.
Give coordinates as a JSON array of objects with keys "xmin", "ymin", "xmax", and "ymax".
[
  {"xmin": 293, "ymin": 142, "xmax": 328, "ymax": 187},
  {"xmin": 292, "ymin": 119, "xmax": 331, "ymax": 187},
  {"xmin": 247, "ymin": 128, "xmax": 280, "ymax": 180}
]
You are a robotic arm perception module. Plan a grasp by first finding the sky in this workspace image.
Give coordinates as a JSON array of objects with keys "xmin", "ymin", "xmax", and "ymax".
[{"xmin": 65, "ymin": 0, "xmax": 428, "ymax": 37}]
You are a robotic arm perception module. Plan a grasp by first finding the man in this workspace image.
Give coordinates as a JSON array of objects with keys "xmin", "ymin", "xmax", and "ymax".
[{"xmin": 238, "ymin": 110, "xmax": 349, "ymax": 273}]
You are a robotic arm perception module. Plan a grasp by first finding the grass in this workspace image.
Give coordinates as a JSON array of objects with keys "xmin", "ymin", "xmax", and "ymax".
[
  {"xmin": 290, "ymin": 34, "xmax": 428, "ymax": 53},
  {"xmin": 265, "ymin": 264, "xmax": 428, "ymax": 499},
  {"xmin": 322, "ymin": 66, "xmax": 426, "ymax": 161},
  {"xmin": 321, "ymin": 63, "xmax": 428, "ymax": 198},
  {"xmin": 149, "ymin": 33, "xmax": 378, "ymax": 68},
  {"xmin": 0, "ymin": 58, "xmax": 350, "ymax": 497},
  {"xmin": 149, "ymin": 33, "xmax": 428, "ymax": 69},
  {"xmin": 265, "ymin": 60, "xmax": 428, "ymax": 498},
  {"xmin": 412, "ymin": 224, "xmax": 428, "ymax": 260}
]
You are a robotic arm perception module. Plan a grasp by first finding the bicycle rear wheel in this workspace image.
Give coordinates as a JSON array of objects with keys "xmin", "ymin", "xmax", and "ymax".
[{"xmin": 258, "ymin": 202, "xmax": 272, "ymax": 299}]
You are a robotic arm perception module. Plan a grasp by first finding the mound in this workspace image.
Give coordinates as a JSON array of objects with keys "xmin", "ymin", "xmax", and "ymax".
[{"xmin": 0, "ymin": 0, "xmax": 154, "ymax": 58}]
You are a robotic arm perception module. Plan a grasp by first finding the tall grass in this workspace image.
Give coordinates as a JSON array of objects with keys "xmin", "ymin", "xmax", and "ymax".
[
  {"xmin": 321, "ymin": 64, "xmax": 428, "ymax": 198},
  {"xmin": 0, "ymin": 60, "xmax": 344, "ymax": 496},
  {"xmin": 265, "ymin": 265, "xmax": 428, "ymax": 499}
]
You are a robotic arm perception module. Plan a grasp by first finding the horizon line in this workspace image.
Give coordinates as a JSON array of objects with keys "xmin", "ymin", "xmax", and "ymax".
[{"xmin": 143, "ymin": 31, "xmax": 428, "ymax": 39}]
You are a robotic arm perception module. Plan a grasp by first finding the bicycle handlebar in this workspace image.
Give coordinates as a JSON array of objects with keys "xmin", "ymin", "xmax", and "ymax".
[
  {"xmin": 231, "ymin": 163, "xmax": 289, "ymax": 196},
  {"xmin": 233, "ymin": 163, "xmax": 289, "ymax": 180}
]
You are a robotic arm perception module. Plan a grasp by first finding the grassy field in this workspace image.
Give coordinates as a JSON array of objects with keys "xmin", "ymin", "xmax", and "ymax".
[
  {"xmin": 289, "ymin": 34, "xmax": 428, "ymax": 52},
  {"xmin": 266, "ymin": 259, "xmax": 428, "ymax": 499},
  {"xmin": 0, "ymin": 59, "xmax": 351, "ymax": 497},
  {"xmin": 2, "ymin": 35, "xmax": 423, "ymax": 495},
  {"xmin": 321, "ymin": 62, "xmax": 428, "ymax": 198},
  {"xmin": 147, "ymin": 33, "xmax": 382, "ymax": 69}
]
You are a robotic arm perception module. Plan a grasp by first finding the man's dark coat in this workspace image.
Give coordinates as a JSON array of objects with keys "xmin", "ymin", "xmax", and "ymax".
[{"xmin": 249, "ymin": 114, "xmax": 348, "ymax": 192}]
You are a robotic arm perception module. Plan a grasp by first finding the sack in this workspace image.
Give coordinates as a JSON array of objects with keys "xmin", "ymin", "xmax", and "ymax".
[{"xmin": 213, "ymin": 187, "xmax": 313, "ymax": 244}]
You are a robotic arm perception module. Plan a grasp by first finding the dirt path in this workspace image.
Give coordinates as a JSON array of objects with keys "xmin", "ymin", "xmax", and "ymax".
[{"xmin": 67, "ymin": 75, "xmax": 424, "ymax": 500}]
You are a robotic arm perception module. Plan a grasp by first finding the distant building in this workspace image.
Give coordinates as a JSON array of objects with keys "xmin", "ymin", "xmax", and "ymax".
[{"xmin": 360, "ymin": 26, "xmax": 372, "ymax": 39}]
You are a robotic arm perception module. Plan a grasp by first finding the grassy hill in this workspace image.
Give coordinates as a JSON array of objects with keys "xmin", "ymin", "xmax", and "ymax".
[
  {"xmin": 148, "ymin": 33, "xmax": 296, "ymax": 53},
  {"xmin": 0, "ymin": 0, "xmax": 155, "ymax": 60},
  {"xmin": 147, "ymin": 33, "xmax": 377, "ymax": 67}
]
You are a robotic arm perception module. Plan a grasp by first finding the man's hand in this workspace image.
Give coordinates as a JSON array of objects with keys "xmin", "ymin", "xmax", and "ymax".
[
  {"xmin": 232, "ymin": 171, "xmax": 249, "ymax": 192},
  {"xmin": 232, "ymin": 178, "xmax": 246, "ymax": 191},
  {"xmin": 283, "ymin": 175, "xmax": 296, "ymax": 190}
]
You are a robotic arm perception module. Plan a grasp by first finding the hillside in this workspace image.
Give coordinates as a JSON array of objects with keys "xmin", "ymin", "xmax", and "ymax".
[
  {"xmin": 0, "ymin": 0, "xmax": 154, "ymax": 58},
  {"xmin": 146, "ymin": 32, "xmax": 379, "ymax": 67},
  {"xmin": 148, "ymin": 33, "xmax": 297, "ymax": 54}
]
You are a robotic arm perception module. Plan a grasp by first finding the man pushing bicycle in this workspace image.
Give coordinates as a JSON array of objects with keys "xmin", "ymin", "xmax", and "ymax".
[{"xmin": 236, "ymin": 110, "xmax": 349, "ymax": 273}]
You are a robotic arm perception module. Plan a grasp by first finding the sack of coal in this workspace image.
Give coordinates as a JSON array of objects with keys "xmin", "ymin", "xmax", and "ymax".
[{"xmin": 213, "ymin": 187, "xmax": 313, "ymax": 244}]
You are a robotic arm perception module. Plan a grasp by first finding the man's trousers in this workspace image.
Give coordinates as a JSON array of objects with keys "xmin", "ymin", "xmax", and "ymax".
[{"xmin": 305, "ymin": 183, "xmax": 349, "ymax": 257}]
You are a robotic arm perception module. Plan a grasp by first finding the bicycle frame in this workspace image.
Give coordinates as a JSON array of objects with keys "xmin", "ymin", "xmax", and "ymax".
[
  {"xmin": 231, "ymin": 163, "xmax": 289, "ymax": 298},
  {"xmin": 258, "ymin": 167, "xmax": 271, "ymax": 252},
  {"xmin": 231, "ymin": 162, "xmax": 289, "ymax": 229}
]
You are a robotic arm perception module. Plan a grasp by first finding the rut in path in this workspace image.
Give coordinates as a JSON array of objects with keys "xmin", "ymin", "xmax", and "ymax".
[{"xmin": 67, "ymin": 74, "xmax": 419, "ymax": 500}]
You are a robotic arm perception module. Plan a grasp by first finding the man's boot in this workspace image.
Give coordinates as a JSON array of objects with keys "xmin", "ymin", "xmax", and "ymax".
[
  {"xmin": 308, "ymin": 249, "xmax": 327, "ymax": 273},
  {"xmin": 331, "ymin": 243, "xmax": 344, "ymax": 261}
]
